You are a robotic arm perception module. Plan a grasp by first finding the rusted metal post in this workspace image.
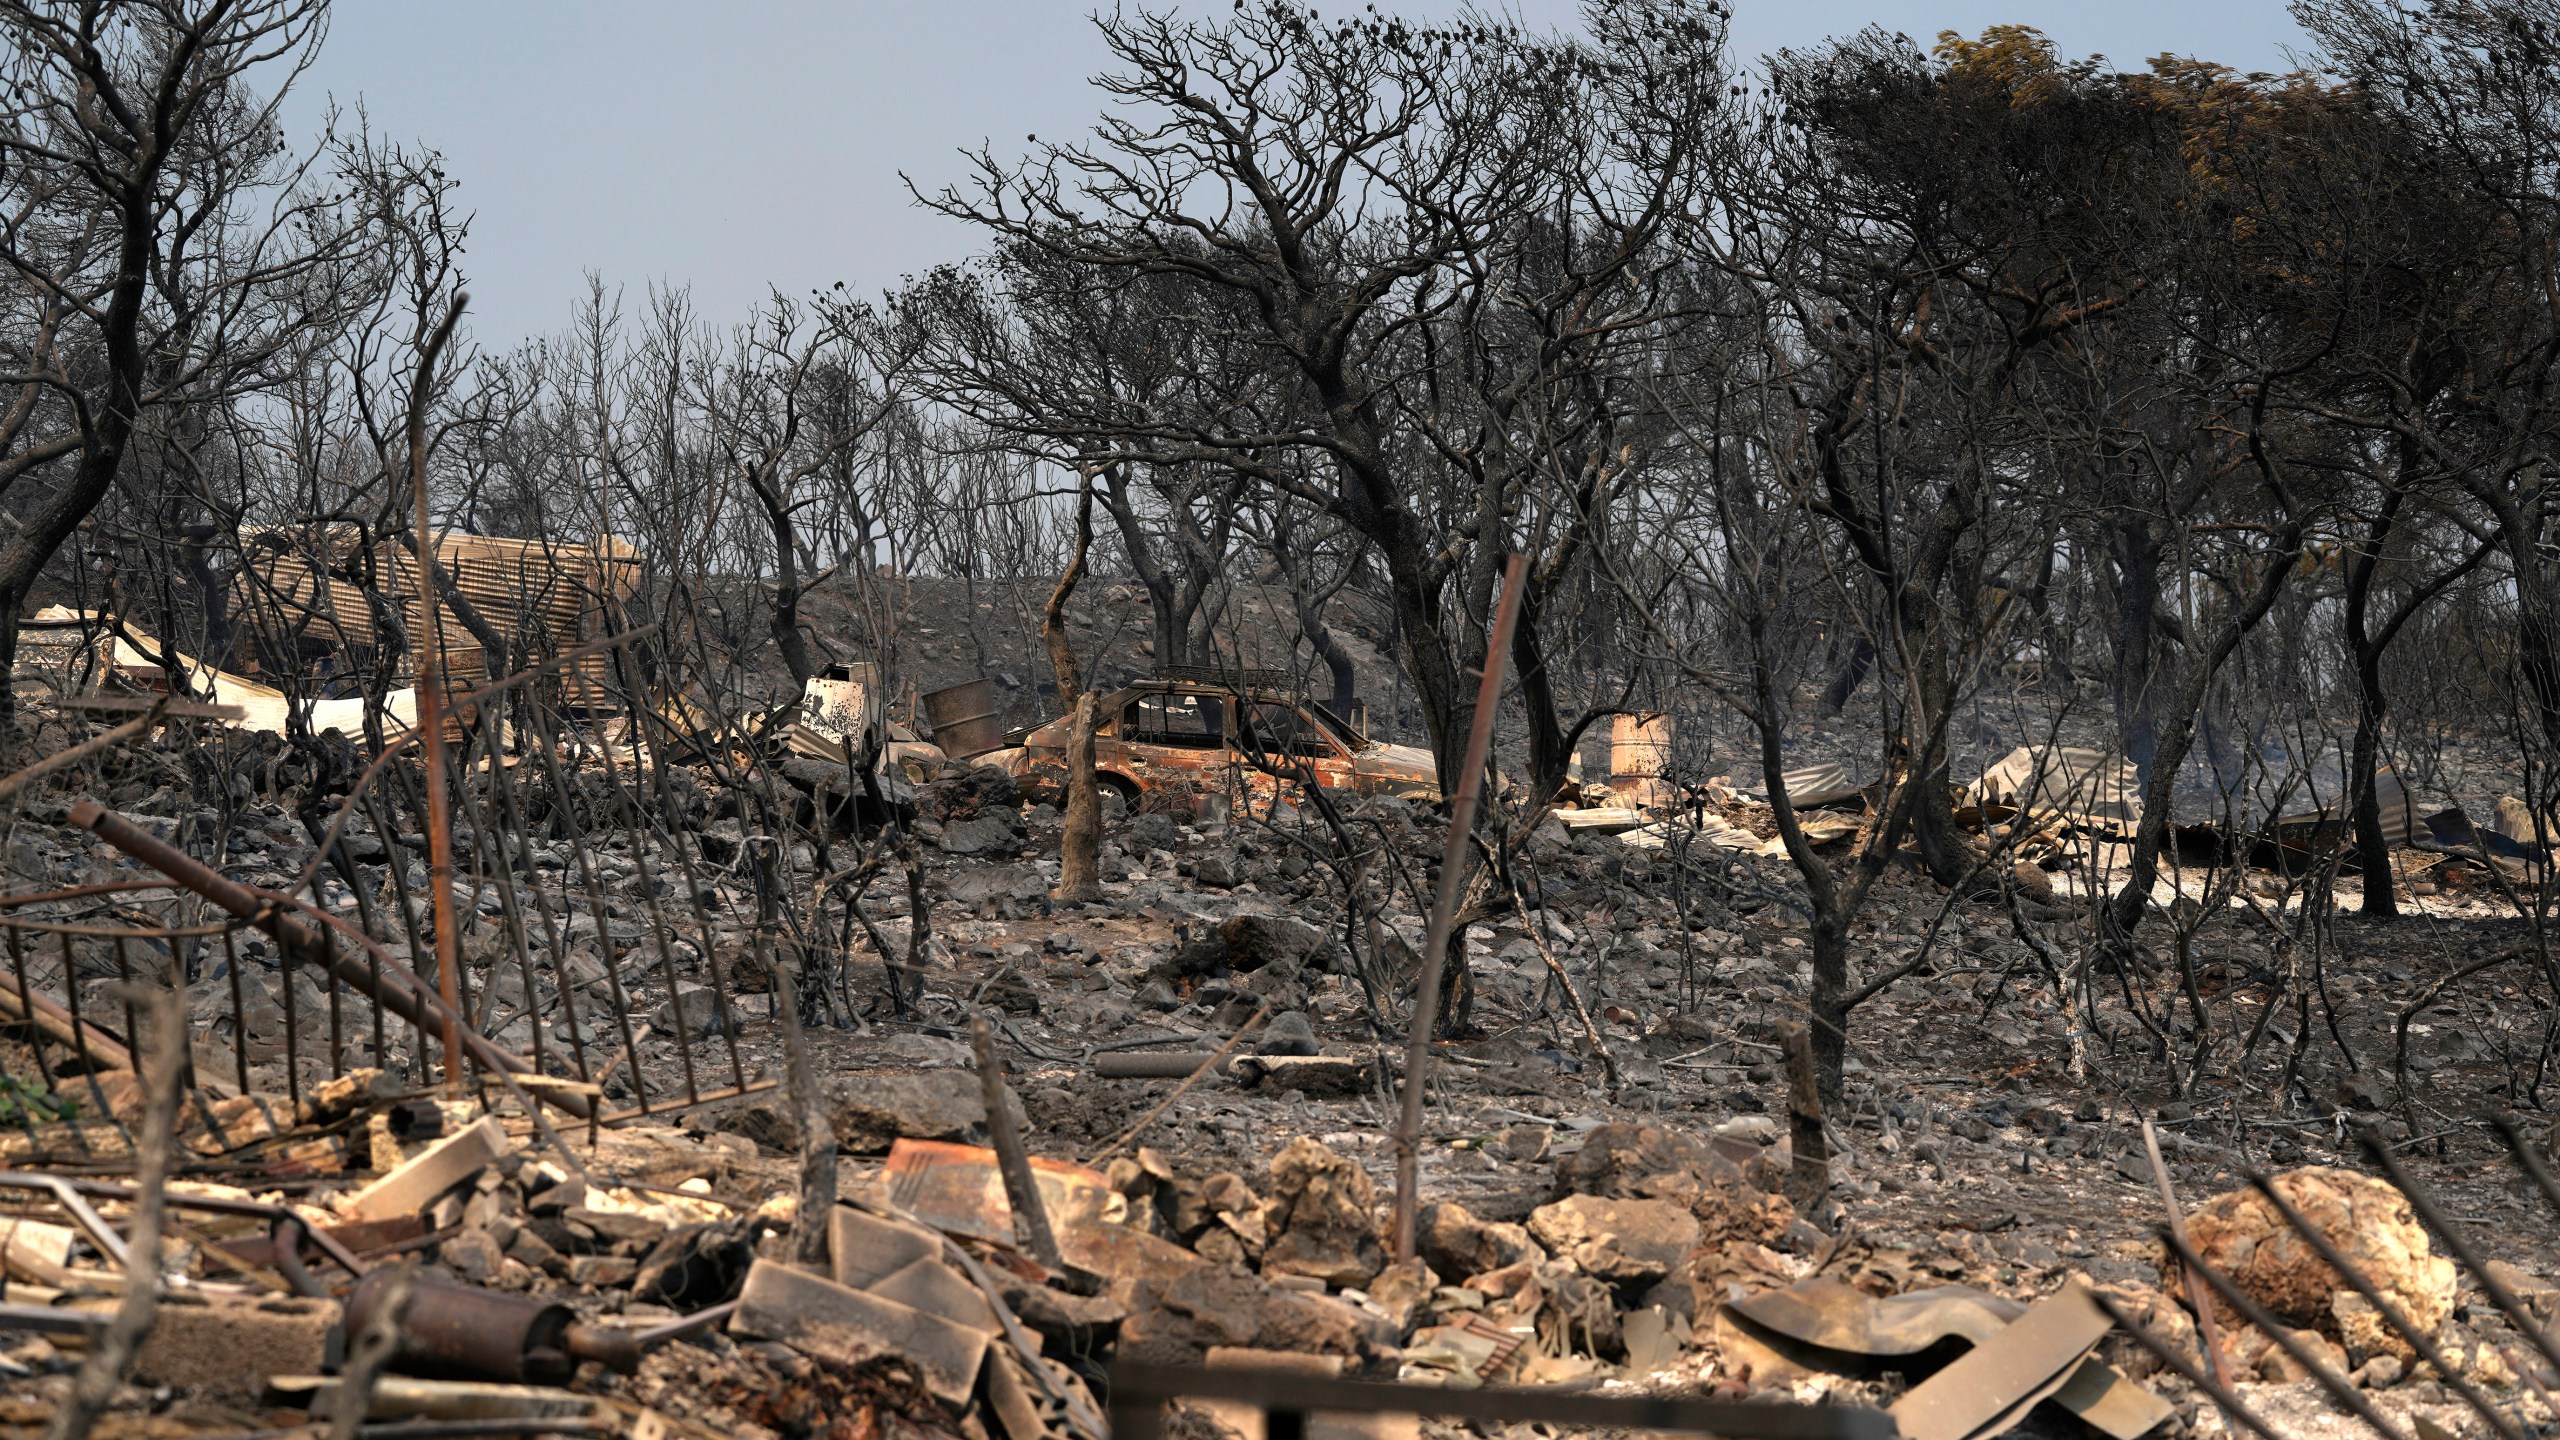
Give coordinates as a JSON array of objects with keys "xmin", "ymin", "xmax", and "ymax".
[
  {"xmin": 405, "ymin": 294, "xmax": 470, "ymax": 1098},
  {"xmin": 1392, "ymin": 554, "xmax": 1527, "ymax": 1264}
]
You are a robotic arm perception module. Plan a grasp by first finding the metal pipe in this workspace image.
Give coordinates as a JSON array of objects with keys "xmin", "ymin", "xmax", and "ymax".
[
  {"xmin": 1392, "ymin": 554, "xmax": 1527, "ymax": 1264},
  {"xmin": 402, "ymin": 295, "xmax": 472, "ymax": 1100}
]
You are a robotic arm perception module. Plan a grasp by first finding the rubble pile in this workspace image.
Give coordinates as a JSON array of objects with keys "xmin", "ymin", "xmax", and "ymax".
[{"xmin": 0, "ymin": 1040, "xmax": 2537, "ymax": 1440}]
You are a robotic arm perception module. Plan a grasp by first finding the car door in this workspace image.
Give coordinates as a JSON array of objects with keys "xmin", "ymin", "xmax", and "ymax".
[
  {"xmin": 1236, "ymin": 699, "xmax": 1357, "ymax": 799},
  {"xmin": 1111, "ymin": 687, "xmax": 1230, "ymax": 796}
]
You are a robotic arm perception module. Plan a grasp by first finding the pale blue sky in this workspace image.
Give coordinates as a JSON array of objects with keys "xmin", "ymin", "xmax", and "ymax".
[{"xmin": 289, "ymin": 2, "xmax": 2312, "ymax": 351}]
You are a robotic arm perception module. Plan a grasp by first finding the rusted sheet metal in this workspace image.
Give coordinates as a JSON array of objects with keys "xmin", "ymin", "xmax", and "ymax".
[
  {"xmin": 1887, "ymin": 1282, "xmax": 2126, "ymax": 1440},
  {"xmin": 1729, "ymin": 1278, "xmax": 2015, "ymax": 1354},
  {"xmin": 1729, "ymin": 1277, "xmax": 2171, "ymax": 1440},
  {"xmin": 239, "ymin": 527, "xmax": 642, "ymax": 710},
  {"xmin": 881, "ymin": 1138, "xmax": 1116, "ymax": 1249}
]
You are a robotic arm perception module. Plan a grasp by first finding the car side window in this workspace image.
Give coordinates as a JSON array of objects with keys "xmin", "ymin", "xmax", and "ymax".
[
  {"xmin": 1243, "ymin": 701, "xmax": 1336, "ymax": 760},
  {"xmin": 1125, "ymin": 692, "xmax": 1225, "ymax": 748}
]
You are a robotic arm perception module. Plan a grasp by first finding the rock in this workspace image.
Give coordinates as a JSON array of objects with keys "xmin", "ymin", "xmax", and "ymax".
[
  {"xmin": 651, "ymin": 985, "xmax": 739, "ymax": 1037},
  {"xmin": 945, "ymin": 865, "xmax": 1050, "ymax": 907},
  {"xmin": 1255, "ymin": 1011, "xmax": 1320, "ymax": 1057},
  {"xmin": 1120, "ymin": 1263, "xmax": 1268, "ymax": 1361},
  {"xmin": 1500, "ymin": 1125, "xmax": 1554, "ymax": 1163},
  {"xmin": 2486, "ymin": 1259, "xmax": 2559, "ymax": 1323},
  {"xmin": 1554, "ymin": 1122, "xmax": 1743, "ymax": 1199},
  {"xmin": 1121, "ymin": 1263, "xmax": 1382, "ymax": 1365},
  {"xmin": 827, "ymin": 1070, "xmax": 1025, "ymax": 1155},
  {"xmin": 568, "ymin": 1254, "xmax": 639, "ymax": 1287},
  {"xmin": 1552, "ymin": 1121, "xmax": 1791, "ymax": 1247},
  {"xmin": 1194, "ymin": 1227, "xmax": 1249, "ymax": 1268},
  {"xmin": 1122, "ymin": 811, "xmax": 1180, "ymax": 853},
  {"xmin": 2012, "ymin": 860, "xmax": 2055, "ymax": 903},
  {"xmin": 1261, "ymin": 1137, "xmax": 1388, "ymax": 1289},
  {"xmin": 438, "ymin": 1229, "xmax": 506, "ymax": 1283},
  {"xmin": 2173, "ymin": 1167, "xmax": 2457, "ymax": 1363},
  {"xmin": 1256, "ymin": 1284, "xmax": 1386, "ymax": 1356},
  {"xmin": 2258, "ymin": 1324, "xmax": 2352, "ymax": 1383},
  {"xmin": 939, "ymin": 813, "xmax": 1021, "ymax": 856},
  {"xmin": 1418, "ymin": 1200, "xmax": 1542, "ymax": 1280},
  {"xmin": 1364, "ymin": 1257, "xmax": 1437, "ymax": 1329},
  {"xmin": 1218, "ymin": 913, "xmax": 1335, "ymax": 972},
  {"xmin": 1193, "ymin": 853, "xmax": 1238, "ymax": 888},
  {"xmin": 1526, "ymin": 1194, "xmax": 1701, "ymax": 1285},
  {"xmin": 717, "ymin": 1097, "xmax": 802, "ymax": 1153}
]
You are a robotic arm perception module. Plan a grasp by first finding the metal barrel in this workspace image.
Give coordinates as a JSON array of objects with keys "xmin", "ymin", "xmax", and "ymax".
[{"xmin": 922, "ymin": 677, "xmax": 1004, "ymax": 760}]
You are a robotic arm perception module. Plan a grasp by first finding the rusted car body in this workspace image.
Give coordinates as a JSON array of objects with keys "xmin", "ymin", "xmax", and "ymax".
[{"xmin": 997, "ymin": 673, "xmax": 1440, "ymax": 809}]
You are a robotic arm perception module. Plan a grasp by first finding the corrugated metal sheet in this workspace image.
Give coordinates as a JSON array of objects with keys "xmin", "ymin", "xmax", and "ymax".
[{"xmin": 234, "ymin": 528, "xmax": 642, "ymax": 712}]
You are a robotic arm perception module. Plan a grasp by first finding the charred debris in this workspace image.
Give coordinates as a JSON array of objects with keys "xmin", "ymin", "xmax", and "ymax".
[
  {"xmin": 0, "ymin": 591, "xmax": 2553, "ymax": 1440},
  {"xmin": 11, "ymin": 2, "xmax": 2560, "ymax": 1439}
]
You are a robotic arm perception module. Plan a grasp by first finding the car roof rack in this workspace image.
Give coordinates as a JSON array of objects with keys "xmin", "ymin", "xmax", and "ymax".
[{"xmin": 1150, "ymin": 663, "xmax": 1301, "ymax": 695}]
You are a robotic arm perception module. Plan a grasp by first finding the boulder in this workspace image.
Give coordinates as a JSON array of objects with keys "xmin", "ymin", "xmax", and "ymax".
[
  {"xmin": 1260, "ymin": 1138, "xmax": 1387, "ymax": 1289},
  {"xmin": 945, "ymin": 865, "xmax": 1050, "ymax": 907},
  {"xmin": 716, "ymin": 1097, "xmax": 802, "ymax": 1153},
  {"xmin": 938, "ymin": 813, "xmax": 1021, "ymax": 856},
  {"xmin": 1255, "ymin": 1011, "xmax": 1320, "ymax": 1057},
  {"xmin": 1220, "ymin": 913, "xmax": 1331, "ymax": 970},
  {"xmin": 1121, "ymin": 811, "xmax": 1180, "ymax": 853},
  {"xmin": 827, "ymin": 1071, "xmax": 1025, "ymax": 1155},
  {"xmin": 1554, "ymin": 1122, "xmax": 1744, "ymax": 1199},
  {"xmin": 1526, "ymin": 1194, "xmax": 1701, "ymax": 1285},
  {"xmin": 914, "ymin": 765, "xmax": 1023, "ymax": 823},
  {"xmin": 2171, "ymin": 1167, "xmax": 2456, "ymax": 1363},
  {"xmin": 651, "ymin": 985, "xmax": 739, "ymax": 1037}
]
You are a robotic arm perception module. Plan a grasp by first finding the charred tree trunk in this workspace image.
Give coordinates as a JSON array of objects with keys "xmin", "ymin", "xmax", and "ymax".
[
  {"xmin": 1046, "ymin": 477, "xmax": 1101, "ymax": 901},
  {"xmin": 2108, "ymin": 516, "xmax": 2172, "ymax": 785},
  {"xmin": 2342, "ymin": 490, "xmax": 2399, "ymax": 919},
  {"xmin": 2106, "ymin": 510, "xmax": 2304, "ymax": 938},
  {"xmin": 1819, "ymin": 633, "xmax": 1875, "ymax": 717}
]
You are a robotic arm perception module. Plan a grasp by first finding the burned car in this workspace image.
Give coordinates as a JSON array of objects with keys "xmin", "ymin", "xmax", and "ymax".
[{"xmin": 996, "ymin": 669, "xmax": 1439, "ymax": 810}]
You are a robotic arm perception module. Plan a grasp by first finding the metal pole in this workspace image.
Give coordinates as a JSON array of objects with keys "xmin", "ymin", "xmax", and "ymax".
[
  {"xmin": 1392, "ymin": 554, "xmax": 1527, "ymax": 1264},
  {"xmin": 405, "ymin": 295, "xmax": 470, "ymax": 1097}
]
